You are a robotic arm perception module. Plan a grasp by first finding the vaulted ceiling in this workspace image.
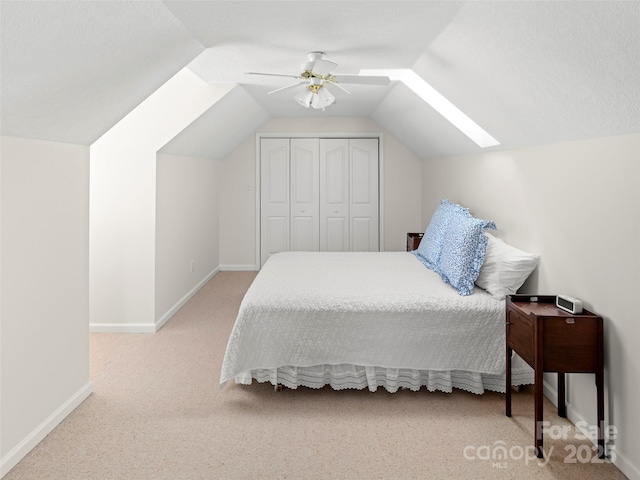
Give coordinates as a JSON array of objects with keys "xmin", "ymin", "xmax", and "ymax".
[{"xmin": 2, "ymin": 1, "xmax": 639, "ymax": 160}]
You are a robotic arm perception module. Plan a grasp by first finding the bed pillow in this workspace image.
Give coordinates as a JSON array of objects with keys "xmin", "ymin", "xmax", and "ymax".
[
  {"xmin": 475, "ymin": 232, "xmax": 540, "ymax": 299},
  {"xmin": 414, "ymin": 199, "xmax": 470, "ymax": 271},
  {"xmin": 437, "ymin": 214, "xmax": 496, "ymax": 296}
]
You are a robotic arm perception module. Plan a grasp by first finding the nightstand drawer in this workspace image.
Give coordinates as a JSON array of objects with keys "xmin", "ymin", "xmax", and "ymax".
[{"xmin": 507, "ymin": 309, "xmax": 534, "ymax": 366}]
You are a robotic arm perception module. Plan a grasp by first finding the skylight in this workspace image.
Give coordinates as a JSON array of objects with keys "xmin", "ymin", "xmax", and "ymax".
[{"xmin": 360, "ymin": 69, "xmax": 500, "ymax": 148}]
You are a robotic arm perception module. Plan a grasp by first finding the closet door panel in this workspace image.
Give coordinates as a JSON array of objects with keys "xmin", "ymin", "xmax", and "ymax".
[
  {"xmin": 352, "ymin": 217, "xmax": 375, "ymax": 251},
  {"xmin": 290, "ymin": 139, "xmax": 320, "ymax": 252},
  {"xmin": 268, "ymin": 217, "xmax": 289, "ymax": 254},
  {"xmin": 320, "ymin": 139, "xmax": 349, "ymax": 252},
  {"xmin": 325, "ymin": 218, "xmax": 348, "ymax": 252},
  {"xmin": 260, "ymin": 138, "xmax": 290, "ymax": 266},
  {"xmin": 349, "ymin": 138, "xmax": 379, "ymax": 252}
]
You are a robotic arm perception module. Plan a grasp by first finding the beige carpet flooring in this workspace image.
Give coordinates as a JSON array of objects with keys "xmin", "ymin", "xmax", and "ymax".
[{"xmin": 5, "ymin": 271, "xmax": 626, "ymax": 479}]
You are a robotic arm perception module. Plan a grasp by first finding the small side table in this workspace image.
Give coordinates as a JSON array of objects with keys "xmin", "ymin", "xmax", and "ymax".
[
  {"xmin": 407, "ymin": 232, "xmax": 423, "ymax": 251},
  {"xmin": 505, "ymin": 294, "xmax": 604, "ymax": 458}
]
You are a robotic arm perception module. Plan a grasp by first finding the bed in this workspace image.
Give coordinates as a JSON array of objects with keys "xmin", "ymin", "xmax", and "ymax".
[{"xmin": 219, "ymin": 250, "xmax": 535, "ymax": 394}]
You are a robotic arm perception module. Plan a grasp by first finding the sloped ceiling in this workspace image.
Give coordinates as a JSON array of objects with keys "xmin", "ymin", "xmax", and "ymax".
[
  {"xmin": 2, "ymin": 1, "xmax": 639, "ymax": 159},
  {"xmin": 394, "ymin": 1, "xmax": 640, "ymax": 158},
  {"xmin": 158, "ymin": 86, "xmax": 269, "ymax": 160},
  {"xmin": 0, "ymin": 1, "xmax": 205, "ymax": 145}
]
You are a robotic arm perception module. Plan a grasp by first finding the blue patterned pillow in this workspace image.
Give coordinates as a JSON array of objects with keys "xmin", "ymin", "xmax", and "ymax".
[
  {"xmin": 438, "ymin": 215, "xmax": 496, "ymax": 296},
  {"xmin": 414, "ymin": 199, "xmax": 470, "ymax": 270}
]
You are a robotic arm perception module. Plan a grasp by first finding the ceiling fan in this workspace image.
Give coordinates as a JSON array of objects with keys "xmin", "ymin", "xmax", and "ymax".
[{"xmin": 246, "ymin": 52, "xmax": 390, "ymax": 110}]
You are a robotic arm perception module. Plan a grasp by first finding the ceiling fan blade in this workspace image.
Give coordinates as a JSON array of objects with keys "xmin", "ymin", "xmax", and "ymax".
[
  {"xmin": 268, "ymin": 81, "xmax": 307, "ymax": 95},
  {"xmin": 333, "ymin": 74, "xmax": 390, "ymax": 85},
  {"xmin": 313, "ymin": 58, "xmax": 338, "ymax": 76},
  {"xmin": 326, "ymin": 81, "xmax": 351, "ymax": 95},
  {"xmin": 246, "ymin": 72, "xmax": 303, "ymax": 80}
]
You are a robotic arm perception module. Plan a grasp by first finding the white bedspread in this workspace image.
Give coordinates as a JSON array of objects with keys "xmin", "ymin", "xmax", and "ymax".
[{"xmin": 220, "ymin": 251, "xmax": 530, "ymax": 392}]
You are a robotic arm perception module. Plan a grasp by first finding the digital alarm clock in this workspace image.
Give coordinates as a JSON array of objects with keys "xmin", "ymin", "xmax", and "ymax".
[{"xmin": 556, "ymin": 295, "xmax": 583, "ymax": 314}]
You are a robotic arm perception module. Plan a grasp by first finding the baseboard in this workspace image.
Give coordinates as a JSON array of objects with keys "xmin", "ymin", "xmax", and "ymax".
[
  {"xmin": 543, "ymin": 375, "xmax": 637, "ymax": 478},
  {"xmin": 542, "ymin": 376, "xmax": 558, "ymax": 406},
  {"xmin": 563, "ymin": 400, "xmax": 639, "ymax": 478},
  {"xmin": 0, "ymin": 382, "xmax": 93, "ymax": 478},
  {"xmin": 612, "ymin": 450, "xmax": 640, "ymax": 480},
  {"xmin": 219, "ymin": 264, "xmax": 258, "ymax": 271},
  {"xmin": 90, "ymin": 268, "xmax": 222, "ymax": 334},
  {"xmin": 89, "ymin": 322, "xmax": 156, "ymax": 334},
  {"xmin": 154, "ymin": 267, "xmax": 220, "ymax": 331}
]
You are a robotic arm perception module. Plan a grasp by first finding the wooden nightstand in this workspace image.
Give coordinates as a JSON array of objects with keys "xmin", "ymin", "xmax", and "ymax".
[
  {"xmin": 407, "ymin": 232, "xmax": 423, "ymax": 251},
  {"xmin": 505, "ymin": 294, "xmax": 604, "ymax": 458}
]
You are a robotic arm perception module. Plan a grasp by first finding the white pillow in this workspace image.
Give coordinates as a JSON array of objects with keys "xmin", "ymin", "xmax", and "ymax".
[{"xmin": 475, "ymin": 232, "xmax": 540, "ymax": 299}]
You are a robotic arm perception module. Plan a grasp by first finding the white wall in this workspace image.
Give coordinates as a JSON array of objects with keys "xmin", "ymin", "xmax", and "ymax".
[
  {"xmin": 219, "ymin": 134, "xmax": 258, "ymax": 270},
  {"xmin": 219, "ymin": 117, "xmax": 423, "ymax": 268},
  {"xmin": 155, "ymin": 153, "xmax": 220, "ymax": 325},
  {"xmin": 90, "ymin": 68, "xmax": 234, "ymax": 332},
  {"xmin": 0, "ymin": 136, "xmax": 92, "ymax": 476},
  {"xmin": 421, "ymin": 133, "xmax": 640, "ymax": 479}
]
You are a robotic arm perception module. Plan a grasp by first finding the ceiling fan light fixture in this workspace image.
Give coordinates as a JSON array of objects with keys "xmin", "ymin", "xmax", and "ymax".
[
  {"xmin": 311, "ymin": 86, "xmax": 335, "ymax": 110},
  {"xmin": 294, "ymin": 89, "xmax": 314, "ymax": 108},
  {"xmin": 251, "ymin": 51, "xmax": 383, "ymax": 113}
]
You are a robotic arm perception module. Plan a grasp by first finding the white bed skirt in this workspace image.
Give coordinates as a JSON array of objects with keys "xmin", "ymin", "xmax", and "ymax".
[{"xmin": 235, "ymin": 357, "xmax": 534, "ymax": 395}]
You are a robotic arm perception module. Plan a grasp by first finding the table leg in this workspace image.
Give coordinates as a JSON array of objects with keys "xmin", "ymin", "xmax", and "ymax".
[
  {"xmin": 506, "ymin": 346, "xmax": 512, "ymax": 417},
  {"xmin": 557, "ymin": 372, "xmax": 566, "ymax": 418},
  {"xmin": 597, "ymin": 370, "xmax": 605, "ymax": 459},
  {"xmin": 534, "ymin": 366, "xmax": 544, "ymax": 458},
  {"xmin": 534, "ymin": 319, "xmax": 544, "ymax": 458},
  {"xmin": 597, "ymin": 320, "xmax": 605, "ymax": 459}
]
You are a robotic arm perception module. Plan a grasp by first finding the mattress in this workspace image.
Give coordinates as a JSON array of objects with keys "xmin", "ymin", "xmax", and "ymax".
[{"xmin": 219, "ymin": 251, "xmax": 533, "ymax": 393}]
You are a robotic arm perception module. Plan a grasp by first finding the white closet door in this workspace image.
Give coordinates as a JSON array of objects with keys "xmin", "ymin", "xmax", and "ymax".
[
  {"xmin": 261, "ymin": 136, "xmax": 379, "ymax": 265},
  {"xmin": 320, "ymin": 139, "xmax": 350, "ymax": 252},
  {"xmin": 349, "ymin": 138, "xmax": 379, "ymax": 252},
  {"xmin": 290, "ymin": 138, "xmax": 320, "ymax": 252},
  {"xmin": 260, "ymin": 138, "xmax": 290, "ymax": 266}
]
